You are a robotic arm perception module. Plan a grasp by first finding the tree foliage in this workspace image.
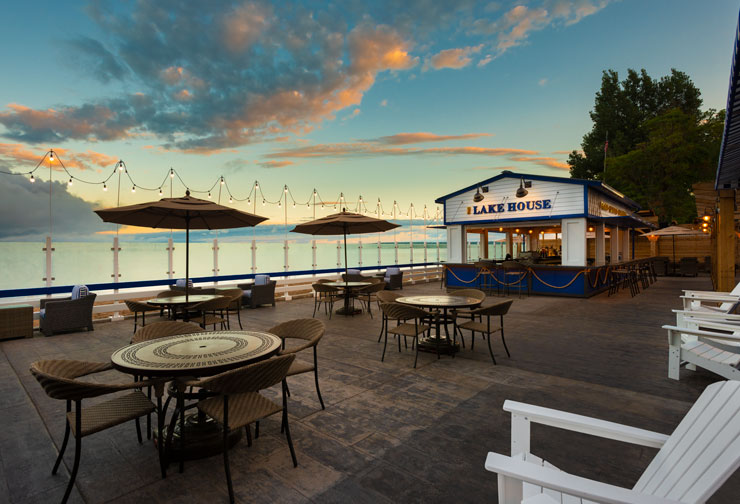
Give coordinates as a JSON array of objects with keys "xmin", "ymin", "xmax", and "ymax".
[{"xmin": 568, "ymin": 68, "xmax": 724, "ymax": 224}]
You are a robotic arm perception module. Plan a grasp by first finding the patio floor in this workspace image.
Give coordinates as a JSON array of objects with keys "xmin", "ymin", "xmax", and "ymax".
[{"xmin": 1, "ymin": 276, "xmax": 737, "ymax": 503}]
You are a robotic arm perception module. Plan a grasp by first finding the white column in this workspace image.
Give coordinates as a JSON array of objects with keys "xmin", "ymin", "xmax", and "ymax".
[
  {"xmin": 561, "ymin": 218, "xmax": 587, "ymax": 266},
  {"xmin": 595, "ymin": 223, "xmax": 606, "ymax": 266},
  {"xmin": 212, "ymin": 238, "xmax": 219, "ymax": 284},
  {"xmin": 251, "ymin": 239, "xmax": 257, "ymax": 274},
  {"xmin": 446, "ymin": 225, "xmax": 466, "ymax": 263},
  {"xmin": 609, "ymin": 227, "xmax": 620, "ymax": 264}
]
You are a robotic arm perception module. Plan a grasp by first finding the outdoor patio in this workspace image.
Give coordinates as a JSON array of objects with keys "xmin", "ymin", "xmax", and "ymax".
[{"xmin": 1, "ymin": 276, "xmax": 737, "ymax": 503}]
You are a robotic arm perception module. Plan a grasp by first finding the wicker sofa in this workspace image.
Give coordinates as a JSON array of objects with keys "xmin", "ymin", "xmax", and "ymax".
[
  {"xmin": 39, "ymin": 293, "xmax": 97, "ymax": 336},
  {"xmin": 238, "ymin": 275, "xmax": 276, "ymax": 308}
]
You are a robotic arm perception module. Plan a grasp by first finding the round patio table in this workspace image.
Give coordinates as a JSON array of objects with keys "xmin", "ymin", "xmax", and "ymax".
[
  {"xmin": 396, "ymin": 295, "xmax": 482, "ymax": 355},
  {"xmin": 324, "ymin": 281, "xmax": 372, "ymax": 316},
  {"xmin": 146, "ymin": 294, "xmax": 220, "ymax": 321},
  {"xmin": 111, "ymin": 330, "xmax": 281, "ymax": 463}
]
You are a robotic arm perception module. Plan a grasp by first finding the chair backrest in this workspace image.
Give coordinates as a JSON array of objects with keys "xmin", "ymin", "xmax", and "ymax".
[
  {"xmin": 124, "ymin": 299, "xmax": 151, "ymax": 312},
  {"xmin": 192, "ymin": 295, "xmax": 231, "ymax": 311},
  {"xmin": 379, "ymin": 302, "xmax": 430, "ymax": 321},
  {"xmin": 385, "ymin": 267, "xmax": 401, "ymax": 276},
  {"xmin": 347, "ymin": 269, "xmax": 361, "ymax": 275},
  {"xmin": 633, "ymin": 380, "xmax": 740, "ymax": 502},
  {"xmin": 376, "ymin": 290, "xmax": 402, "ymax": 304},
  {"xmin": 196, "ymin": 354, "xmax": 295, "ymax": 395},
  {"xmin": 269, "ymin": 318, "xmax": 324, "ymax": 343},
  {"xmin": 71, "ymin": 285, "xmax": 90, "ymax": 300},
  {"xmin": 362, "ymin": 282, "xmax": 387, "ymax": 294},
  {"xmin": 175, "ymin": 278, "xmax": 193, "ymax": 288},
  {"xmin": 30, "ymin": 360, "xmax": 127, "ymax": 400},
  {"xmin": 132, "ymin": 321, "xmax": 202, "ymax": 343},
  {"xmin": 471, "ymin": 299, "xmax": 513, "ymax": 317},
  {"xmin": 451, "ymin": 289, "xmax": 486, "ymax": 302},
  {"xmin": 156, "ymin": 289, "xmax": 180, "ymax": 299},
  {"xmin": 255, "ymin": 274, "xmax": 270, "ymax": 285},
  {"xmin": 218, "ymin": 288, "xmax": 244, "ymax": 306},
  {"xmin": 313, "ymin": 283, "xmax": 339, "ymax": 294}
]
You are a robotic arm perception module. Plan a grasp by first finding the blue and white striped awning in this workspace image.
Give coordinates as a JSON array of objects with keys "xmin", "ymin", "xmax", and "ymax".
[{"xmin": 716, "ymin": 10, "xmax": 740, "ymax": 189}]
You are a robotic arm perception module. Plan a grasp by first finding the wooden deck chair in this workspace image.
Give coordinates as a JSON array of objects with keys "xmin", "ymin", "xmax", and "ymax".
[
  {"xmin": 665, "ymin": 323, "xmax": 740, "ymax": 381},
  {"xmin": 485, "ymin": 380, "xmax": 740, "ymax": 504}
]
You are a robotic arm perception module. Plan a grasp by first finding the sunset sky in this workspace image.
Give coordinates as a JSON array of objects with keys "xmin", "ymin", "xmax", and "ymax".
[{"xmin": 0, "ymin": 0, "xmax": 738, "ymax": 239}]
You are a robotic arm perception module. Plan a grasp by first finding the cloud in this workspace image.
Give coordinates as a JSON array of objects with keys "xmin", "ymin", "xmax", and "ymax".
[
  {"xmin": 371, "ymin": 132, "xmax": 492, "ymax": 144},
  {"xmin": 477, "ymin": 55, "xmax": 493, "ymax": 67},
  {"xmin": 538, "ymin": 78, "xmax": 548, "ymax": 86},
  {"xmin": 380, "ymin": 99, "xmax": 388, "ymax": 107},
  {"xmin": 0, "ymin": 143, "xmax": 118, "ymax": 172},
  {"xmin": 64, "ymin": 36, "xmax": 128, "ymax": 83},
  {"xmin": 258, "ymin": 160, "xmax": 295, "ymax": 168},
  {"xmin": 511, "ymin": 155, "xmax": 569, "ymax": 170},
  {"xmin": 428, "ymin": 44, "xmax": 483, "ymax": 70},
  {"xmin": 267, "ymin": 142, "xmax": 536, "ymax": 159},
  {"xmin": 0, "ymin": 176, "xmax": 108, "ymax": 240}
]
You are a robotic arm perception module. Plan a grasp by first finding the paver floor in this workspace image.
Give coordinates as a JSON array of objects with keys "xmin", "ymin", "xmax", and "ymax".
[{"xmin": 1, "ymin": 276, "xmax": 737, "ymax": 503}]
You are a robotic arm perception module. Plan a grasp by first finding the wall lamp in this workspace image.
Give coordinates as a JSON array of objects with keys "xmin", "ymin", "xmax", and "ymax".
[
  {"xmin": 473, "ymin": 186, "xmax": 484, "ymax": 202},
  {"xmin": 516, "ymin": 178, "xmax": 532, "ymax": 198}
]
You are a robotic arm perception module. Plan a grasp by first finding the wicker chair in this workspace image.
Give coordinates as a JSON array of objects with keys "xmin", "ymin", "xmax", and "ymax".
[
  {"xmin": 381, "ymin": 267, "xmax": 404, "ymax": 290},
  {"xmin": 217, "ymin": 288, "xmax": 244, "ymax": 329},
  {"xmin": 270, "ymin": 319, "xmax": 326, "ymax": 409},
  {"xmin": 124, "ymin": 299, "xmax": 160, "ymax": 334},
  {"xmin": 238, "ymin": 280, "xmax": 277, "ymax": 308},
  {"xmin": 355, "ymin": 281, "xmax": 387, "ymax": 319},
  {"xmin": 189, "ymin": 296, "xmax": 231, "ymax": 330},
  {"xmin": 448, "ymin": 289, "xmax": 486, "ymax": 347},
  {"xmin": 30, "ymin": 360, "xmax": 165, "ymax": 504},
  {"xmin": 155, "ymin": 289, "xmax": 180, "ymax": 318},
  {"xmin": 312, "ymin": 283, "xmax": 340, "ymax": 319},
  {"xmin": 456, "ymin": 300, "xmax": 514, "ymax": 364},
  {"xmin": 379, "ymin": 303, "xmax": 433, "ymax": 368},
  {"xmin": 39, "ymin": 293, "xmax": 97, "ymax": 336},
  {"xmin": 180, "ymin": 354, "xmax": 297, "ymax": 503},
  {"xmin": 376, "ymin": 290, "xmax": 404, "ymax": 342}
]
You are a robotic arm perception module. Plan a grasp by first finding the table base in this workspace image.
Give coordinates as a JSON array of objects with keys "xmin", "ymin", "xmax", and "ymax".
[
  {"xmin": 158, "ymin": 413, "xmax": 242, "ymax": 462},
  {"xmin": 417, "ymin": 337, "xmax": 459, "ymax": 355},
  {"xmin": 336, "ymin": 306, "xmax": 363, "ymax": 316}
]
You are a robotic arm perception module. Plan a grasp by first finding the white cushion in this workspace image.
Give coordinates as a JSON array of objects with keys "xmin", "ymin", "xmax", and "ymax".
[
  {"xmin": 255, "ymin": 275, "xmax": 270, "ymax": 286},
  {"xmin": 175, "ymin": 278, "xmax": 193, "ymax": 288},
  {"xmin": 347, "ymin": 269, "xmax": 361, "ymax": 275},
  {"xmin": 386, "ymin": 267, "xmax": 400, "ymax": 276},
  {"xmin": 71, "ymin": 285, "xmax": 89, "ymax": 300}
]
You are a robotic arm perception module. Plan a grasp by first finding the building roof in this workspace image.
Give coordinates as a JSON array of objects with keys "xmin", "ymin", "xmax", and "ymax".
[
  {"xmin": 434, "ymin": 170, "xmax": 641, "ymax": 209},
  {"xmin": 717, "ymin": 11, "xmax": 740, "ymax": 189}
]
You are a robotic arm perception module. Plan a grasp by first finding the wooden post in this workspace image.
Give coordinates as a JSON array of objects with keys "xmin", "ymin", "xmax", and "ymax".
[
  {"xmin": 716, "ymin": 189, "xmax": 736, "ymax": 292},
  {"xmin": 595, "ymin": 223, "xmax": 605, "ymax": 266},
  {"xmin": 482, "ymin": 229, "xmax": 489, "ymax": 259}
]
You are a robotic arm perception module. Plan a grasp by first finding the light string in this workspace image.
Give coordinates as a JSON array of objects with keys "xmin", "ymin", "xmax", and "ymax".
[{"xmin": 2, "ymin": 149, "xmax": 442, "ymax": 221}]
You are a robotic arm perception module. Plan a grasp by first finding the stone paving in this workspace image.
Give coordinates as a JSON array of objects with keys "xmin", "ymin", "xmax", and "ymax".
[{"xmin": 1, "ymin": 276, "xmax": 738, "ymax": 503}]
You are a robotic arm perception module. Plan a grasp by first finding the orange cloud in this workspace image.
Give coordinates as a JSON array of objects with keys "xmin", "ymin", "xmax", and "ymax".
[
  {"xmin": 1, "ymin": 103, "xmax": 129, "ymax": 142},
  {"xmin": 511, "ymin": 155, "xmax": 569, "ymax": 170},
  {"xmin": 374, "ymin": 132, "xmax": 491, "ymax": 145},
  {"xmin": 0, "ymin": 143, "xmax": 118, "ymax": 171},
  {"xmin": 96, "ymin": 225, "xmax": 170, "ymax": 235},
  {"xmin": 267, "ymin": 142, "xmax": 536, "ymax": 159},
  {"xmin": 258, "ymin": 160, "xmax": 295, "ymax": 168},
  {"xmin": 429, "ymin": 45, "xmax": 483, "ymax": 70}
]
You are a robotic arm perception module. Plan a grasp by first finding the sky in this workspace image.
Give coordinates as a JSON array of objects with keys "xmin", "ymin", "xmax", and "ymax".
[{"xmin": 0, "ymin": 0, "xmax": 738, "ymax": 241}]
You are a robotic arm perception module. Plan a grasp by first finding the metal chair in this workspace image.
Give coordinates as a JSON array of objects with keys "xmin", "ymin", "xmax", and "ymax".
[
  {"xmin": 124, "ymin": 299, "xmax": 161, "ymax": 334},
  {"xmin": 456, "ymin": 300, "xmax": 514, "ymax": 364},
  {"xmin": 270, "ymin": 318, "xmax": 326, "ymax": 409},
  {"xmin": 376, "ymin": 290, "xmax": 404, "ymax": 342},
  {"xmin": 218, "ymin": 288, "xmax": 244, "ymax": 329},
  {"xmin": 379, "ymin": 303, "xmax": 433, "ymax": 368},
  {"xmin": 312, "ymin": 283, "xmax": 339, "ymax": 319},
  {"xmin": 189, "ymin": 296, "xmax": 231, "ymax": 330}
]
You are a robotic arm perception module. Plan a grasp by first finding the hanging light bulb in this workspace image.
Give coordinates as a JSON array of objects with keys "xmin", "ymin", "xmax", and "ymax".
[
  {"xmin": 170, "ymin": 168, "xmax": 174, "ymax": 178},
  {"xmin": 255, "ymin": 182, "xmax": 259, "ymax": 190},
  {"xmin": 68, "ymin": 177, "xmax": 72, "ymax": 186},
  {"xmin": 48, "ymin": 151, "xmax": 54, "ymax": 161},
  {"xmin": 284, "ymin": 185, "xmax": 288, "ymax": 193},
  {"xmin": 262, "ymin": 199, "xmax": 265, "ymax": 206},
  {"xmin": 247, "ymin": 197, "xmax": 250, "ymax": 204},
  {"xmin": 159, "ymin": 187, "xmax": 163, "ymax": 196},
  {"xmin": 103, "ymin": 183, "xmax": 107, "ymax": 191},
  {"xmin": 220, "ymin": 176, "xmax": 225, "ymax": 185},
  {"xmin": 292, "ymin": 202, "xmax": 295, "ymax": 208},
  {"xmin": 29, "ymin": 174, "xmax": 35, "ymax": 183},
  {"xmin": 208, "ymin": 192, "xmax": 212, "ymax": 199},
  {"xmin": 229, "ymin": 195, "xmax": 233, "ymax": 203},
  {"xmin": 306, "ymin": 202, "xmax": 310, "ymax": 208},
  {"xmin": 118, "ymin": 160, "xmax": 124, "ymax": 171},
  {"xmin": 131, "ymin": 185, "xmax": 136, "ymax": 193},
  {"xmin": 278, "ymin": 200, "xmax": 282, "ymax": 207}
]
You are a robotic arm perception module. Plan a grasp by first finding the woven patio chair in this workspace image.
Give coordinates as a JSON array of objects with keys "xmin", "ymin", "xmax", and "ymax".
[
  {"xmin": 30, "ymin": 360, "xmax": 166, "ymax": 504},
  {"xmin": 355, "ymin": 281, "xmax": 387, "ymax": 319},
  {"xmin": 124, "ymin": 299, "xmax": 160, "ymax": 334},
  {"xmin": 39, "ymin": 293, "xmax": 97, "ymax": 336},
  {"xmin": 379, "ymin": 303, "xmax": 433, "ymax": 368},
  {"xmin": 269, "ymin": 318, "xmax": 326, "ymax": 409},
  {"xmin": 312, "ymin": 283, "xmax": 339, "ymax": 319},
  {"xmin": 218, "ymin": 288, "xmax": 244, "ymax": 329},
  {"xmin": 189, "ymin": 295, "xmax": 230, "ymax": 330},
  {"xmin": 180, "ymin": 354, "xmax": 297, "ymax": 503},
  {"xmin": 155, "ymin": 289, "xmax": 180, "ymax": 318},
  {"xmin": 456, "ymin": 300, "xmax": 513, "ymax": 364},
  {"xmin": 376, "ymin": 290, "xmax": 404, "ymax": 342},
  {"xmin": 448, "ymin": 289, "xmax": 486, "ymax": 347}
]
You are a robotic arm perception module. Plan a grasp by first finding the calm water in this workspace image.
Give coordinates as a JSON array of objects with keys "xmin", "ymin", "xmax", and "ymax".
[{"xmin": 0, "ymin": 240, "xmax": 456, "ymax": 290}]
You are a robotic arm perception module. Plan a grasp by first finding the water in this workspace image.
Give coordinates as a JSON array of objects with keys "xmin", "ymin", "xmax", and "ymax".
[{"xmin": 0, "ymin": 240, "xmax": 448, "ymax": 290}]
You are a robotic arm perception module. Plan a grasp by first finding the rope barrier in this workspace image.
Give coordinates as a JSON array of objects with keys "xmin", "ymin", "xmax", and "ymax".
[{"xmin": 445, "ymin": 264, "xmax": 617, "ymax": 291}]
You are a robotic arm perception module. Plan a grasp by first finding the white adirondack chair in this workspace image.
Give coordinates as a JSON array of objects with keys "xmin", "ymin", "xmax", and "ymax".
[
  {"xmin": 665, "ymin": 324, "xmax": 740, "ymax": 381},
  {"xmin": 680, "ymin": 283, "xmax": 740, "ymax": 313},
  {"xmin": 486, "ymin": 380, "xmax": 740, "ymax": 504}
]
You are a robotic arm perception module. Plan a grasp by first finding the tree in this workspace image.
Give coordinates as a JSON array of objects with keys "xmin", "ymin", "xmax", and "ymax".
[{"xmin": 568, "ymin": 68, "xmax": 703, "ymax": 180}]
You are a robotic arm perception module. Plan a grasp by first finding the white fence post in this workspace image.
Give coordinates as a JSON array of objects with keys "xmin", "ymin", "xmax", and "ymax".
[
  {"xmin": 251, "ymin": 239, "xmax": 257, "ymax": 274},
  {"xmin": 112, "ymin": 236, "xmax": 121, "ymax": 291},
  {"xmin": 358, "ymin": 237, "xmax": 363, "ymax": 268},
  {"xmin": 283, "ymin": 239, "xmax": 291, "ymax": 301},
  {"xmin": 312, "ymin": 239, "xmax": 317, "ymax": 276},
  {"xmin": 377, "ymin": 236, "xmax": 382, "ymax": 269},
  {"xmin": 336, "ymin": 240, "xmax": 342, "ymax": 270},
  {"xmin": 167, "ymin": 238, "xmax": 175, "ymax": 279},
  {"xmin": 43, "ymin": 236, "xmax": 54, "ymax": 294},
  {"xmin": 212, "ymin": 238, "xmax": 219, "ymax": 284}
]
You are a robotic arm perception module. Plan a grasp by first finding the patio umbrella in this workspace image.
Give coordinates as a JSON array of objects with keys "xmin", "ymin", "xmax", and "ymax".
[
  {"xmin": 291, "ymin": 209, "xmax": 400, "ymax": 275},
  {"xmin": 641, "ymin": 225, "xmax": 704, "ymax": 274},
  {"xmin": 95, "ymin": 191, "xmax": 268, "ymax": 299}
]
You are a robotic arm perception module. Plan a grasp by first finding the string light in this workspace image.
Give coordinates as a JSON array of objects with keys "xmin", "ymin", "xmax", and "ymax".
[
  {"xmin": 220, "ymin": 176, "xmax": 224, "ymax": 185},
  {"xmin": 208, "ymin": 192, "xmax": 212, "ymax": 199},
  {"xmin": 118, "ymin": 160, "xmax": 124, "ymax": 171},
  {"xmin": 103, "ymin": 183, "xmax": 107, "ymax": 191},
  {"xmin": 284, "ymin": 185, "xmax": 288, "ymax": 193},
  {"xmin": 229, "ymin": 195, "xmax": 233, "ymax": 203},
  {"xmin": 131, "ymin": 185, "xmax": 136, "ymax": 193},
  {"xmin": 247, "ymin": 198, "xmax": 250, "ymax": 204},
  {"xmin": 159, "ymin": 188, "xmax": 163, "ymax": 196},
  {"xmin": 49, "ymin": 151, "xmax": 54, "ymax": 162},
  {"xmin": 68, "ymin": 177, "xmax": 72, "ymax": 186},
  {"xmin": 262, "ymin": 199, "xmax": 265, "ymax": 206},
  {"xmin": 170, "ymin": 168, "xmax": 174, "ymax": 178},
  {"xmin": 255, "ymin": 182, "xmax": 259, "ymax": 190},
  {"xmin": 29, "ymin": 174, "xmax": 35, "ymax": 183}
]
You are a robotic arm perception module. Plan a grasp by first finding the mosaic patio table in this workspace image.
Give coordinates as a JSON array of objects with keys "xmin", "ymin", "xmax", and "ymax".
[
  {"xmin": 396, "ymin": 295, "xmax": 482, "ymax": 355},
  {"xmin": 324, "ymin": 281, "xmax": 372, "ymax": 316},
  {"xmin": 111, "ymin": 330, "xmax": 281, "ymax": 461}
]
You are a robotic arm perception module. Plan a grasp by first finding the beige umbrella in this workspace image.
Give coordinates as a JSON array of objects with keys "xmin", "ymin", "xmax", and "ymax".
[
  {"xmin": 291, "ymin": 209, "xmax": 400, "ymax": 276},
  {"xmin": 95, "ymin": 191, "xmax": 268, "ymax": 299},
  {"xmin": 641, "ymin": 225, "xmax": 704, "ymax": 274}
]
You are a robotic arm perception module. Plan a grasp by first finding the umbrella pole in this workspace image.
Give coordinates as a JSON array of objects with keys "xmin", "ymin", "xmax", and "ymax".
[
  {"xmin": 186, "ymin": 214, "xmax": 190, "ymax": 302},
  {"xmin": 344, "ymin": 229, "xmax": 349, "ymax": 277},
  {"xmin": 672, "ymin": 235, "xmax": 676, "ymax": 276}
]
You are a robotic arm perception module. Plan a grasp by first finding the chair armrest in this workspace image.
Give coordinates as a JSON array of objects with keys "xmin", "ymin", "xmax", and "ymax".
[
  {"xmin": 672, "ymin": 309, "xmax": 740, "ymax": 321},
  {"xmin": 485, "ymin": 452, "xmax": 680, "ymax": 504},
  {"xmin": 237, "ymin": 282, "xmax": 254, "ymax": 290},
  {"xmin": 680, "ymin": 294, "xmax": 739, "ymax": 303},
  {"xmin": 664, "ymin": 324, "xmax": 740, "ymax": 342},
  {"xmin": 503, "ymin": 400, "xmax": 668, "ymax": 448},
  {"xmin": 39, "ymin": 297, "xmax": 72, "ymax": 309}
]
